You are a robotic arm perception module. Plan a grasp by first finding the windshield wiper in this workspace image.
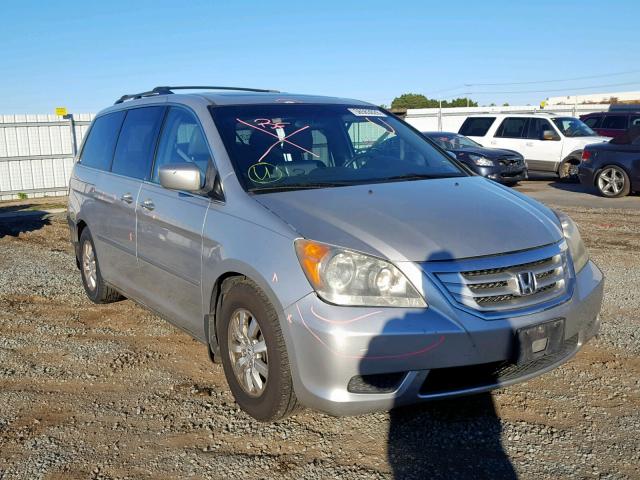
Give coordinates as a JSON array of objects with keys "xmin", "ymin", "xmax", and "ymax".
[
  {"xmin": 248, "ymin": 182, "xmax": 353, "ymax": 194},
  {"xmin": 384, "ymin": 173, "xmax": 462, "ymax": 181}
]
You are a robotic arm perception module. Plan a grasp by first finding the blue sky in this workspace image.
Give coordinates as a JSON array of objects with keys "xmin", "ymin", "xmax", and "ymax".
[{"xmin": 1, "ymin": 0, "xmax": 638, "ymax": 113}]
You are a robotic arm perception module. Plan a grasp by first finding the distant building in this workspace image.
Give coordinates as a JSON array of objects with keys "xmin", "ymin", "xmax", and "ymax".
[{"xmin": 545, "ymin": 90, "xmax": 640, "ymax": 106}]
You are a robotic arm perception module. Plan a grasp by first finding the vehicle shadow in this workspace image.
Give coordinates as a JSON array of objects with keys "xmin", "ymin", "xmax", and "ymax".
[
  {"xmin": 547, "ymin": 180, "xmax": 597, "ymax": 196},
  {"xmin": 358, "ymin": 249, "xmax": 517, "ymax": 479},
  {"xmin": 0, "ymin": 212, "xmax": 52, "ymax": 238}
]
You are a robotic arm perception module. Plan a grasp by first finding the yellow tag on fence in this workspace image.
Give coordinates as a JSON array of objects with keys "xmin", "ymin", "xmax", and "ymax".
[{"xmin": 55, "ymin": 107, "xmax": 68, "ymax": 117}]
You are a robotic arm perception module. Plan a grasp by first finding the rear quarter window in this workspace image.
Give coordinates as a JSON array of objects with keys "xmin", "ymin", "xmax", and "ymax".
[
  {"xmin": 459, "ymin": 117, "xmax": 495, "ymax": 137},
  {"xmin": 79, "ymin": 111, "xmax": 125, "ymax": 171}
]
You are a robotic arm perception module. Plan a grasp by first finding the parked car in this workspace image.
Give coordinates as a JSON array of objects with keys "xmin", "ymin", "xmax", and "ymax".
[
  {"xmin": 580, "ymin": 106, "xmax": 640, "ymax": 139},
  {"xmin": 578, "ymin": 126, "xmax": 640, "ymax": 197},
  {"xmin": 422, "ymin": 131, "xmax": 527, "ymax": 184},
  {"xmin": 459, "ymin": 113, "xmax": 610, "ymax": 179},
  {"xmin": 68, "ymin": 86, "xmax": 604, "ymax": 421}
]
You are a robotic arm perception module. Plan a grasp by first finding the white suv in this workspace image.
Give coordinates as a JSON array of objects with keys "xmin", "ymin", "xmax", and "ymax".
[{"xmin": 459, "ymin": 113, "xmax": 610, "ymax": 179}]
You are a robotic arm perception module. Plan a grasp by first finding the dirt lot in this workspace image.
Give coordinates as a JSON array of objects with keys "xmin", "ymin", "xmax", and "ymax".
[{"xmin": 0, "ymin": 200, "xmax": 639, "ymax": 479}]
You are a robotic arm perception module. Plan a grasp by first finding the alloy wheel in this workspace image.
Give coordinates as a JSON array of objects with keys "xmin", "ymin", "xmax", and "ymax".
[
  {"xmin": 597, "ymin": 167, "xmax": 625, "ymax": 197},
  {"xmin": 82, "ymin": 241, "xmax": 97, "ymax": 291},
  {"xmin": 227, "ymin": 308, "xmax": 268, "ymax": 397}
]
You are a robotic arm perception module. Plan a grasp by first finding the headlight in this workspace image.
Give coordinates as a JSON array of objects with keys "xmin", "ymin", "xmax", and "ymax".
[
  {"xmin": 555, "ymin": 211, "xmax": 589, "ymax": 273},
  {"xmin": 294, "ymin": 239, "xmax": 427, "ymax": 308},
  {"xmin": 469, "ymin": 154, "xmax": 494, "ymax": 166}
]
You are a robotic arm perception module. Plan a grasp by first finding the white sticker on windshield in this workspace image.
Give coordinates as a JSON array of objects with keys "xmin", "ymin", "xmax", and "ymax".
[{"xmin": 348, "ymin": 108, "xmax": 387, "ymax": 117}]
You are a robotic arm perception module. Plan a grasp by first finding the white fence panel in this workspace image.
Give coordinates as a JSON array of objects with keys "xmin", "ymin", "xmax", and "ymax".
[{"xmin": 0, "ymin": 113, "xmax": 93, "ymax": 200}]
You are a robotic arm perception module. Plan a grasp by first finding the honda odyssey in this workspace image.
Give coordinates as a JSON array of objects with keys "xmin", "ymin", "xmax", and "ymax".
[{"xmin": 68, "ymin": 86, "xmax": 604, "ymax": 421}]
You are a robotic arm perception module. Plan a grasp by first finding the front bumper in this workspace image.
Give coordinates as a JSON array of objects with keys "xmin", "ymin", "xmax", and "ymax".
[
  {"xmin": 282, "ymin": 260, "xmax": 603, "ymax": 416},
  {"xmin": 472, "ymin": 164, "xmax": 528, "ymax": 183}
]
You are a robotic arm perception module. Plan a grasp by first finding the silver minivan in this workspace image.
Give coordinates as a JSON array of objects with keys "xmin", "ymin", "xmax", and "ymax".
[{"xmin": 68, "ymin": 86, "xmax": 604, "ymax": 421}]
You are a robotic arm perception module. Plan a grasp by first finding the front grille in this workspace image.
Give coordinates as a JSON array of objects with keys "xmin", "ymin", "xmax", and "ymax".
[
  {"xmin": 433, "ymin": 252, "xmax": 569, "ymax": 313},
  {"xmin": 419, "ymin": 335, "xmax": 578, "ymax": 395},
  {"xmin": 498, "ymin": 156, "xmax": 522, "ymax": 166}
]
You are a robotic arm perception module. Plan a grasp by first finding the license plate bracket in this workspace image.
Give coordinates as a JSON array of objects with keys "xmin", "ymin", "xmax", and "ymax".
[{"xmin": 515, "ymin": 318, "xmax": 565, "ymax": 365}]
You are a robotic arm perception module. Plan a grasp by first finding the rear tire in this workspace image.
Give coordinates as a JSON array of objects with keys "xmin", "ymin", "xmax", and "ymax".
[
  {"xmin": 595, "ymin": 165, "xmax": 630, "ymax": 198},
  {"xmin": 79, "ymin": 228, "xmax": 122, "ymax": 304},
  {"xmin": 218, "ymin": 278, "xmax": 300, "ymax": 421}
]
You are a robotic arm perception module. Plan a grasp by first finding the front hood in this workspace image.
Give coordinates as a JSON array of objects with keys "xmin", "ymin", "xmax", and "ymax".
[
  {"xmin": 572, "ymin": 136, "xmax": 611, "ymax": 146},
  {"xmin": 254, "ymin": 177, "xmax": 562, "ymax": 262},
  {"xmin": 451, "ymin": 147, "xmax": 522, "ymax": 160}
]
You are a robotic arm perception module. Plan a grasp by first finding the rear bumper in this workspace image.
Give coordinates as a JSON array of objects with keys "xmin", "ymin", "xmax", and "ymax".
[
  {"xmin": 578, "ymin": 164, "xmax": 596, "ymax": 187},
  {"xmin": 282, "ymin": 260, "xmax": 603, "ymax": 416}
]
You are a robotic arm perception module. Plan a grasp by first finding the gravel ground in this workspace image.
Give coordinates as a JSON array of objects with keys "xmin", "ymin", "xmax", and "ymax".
[{"xmin": 0, "ymin": 206, "xmax": 638, "ymax": 480}]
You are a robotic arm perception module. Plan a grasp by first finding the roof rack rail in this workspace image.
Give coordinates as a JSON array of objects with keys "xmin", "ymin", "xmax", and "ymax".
[{"xmin": 114, "ymin": 85, "xmax": 279, "ymax": 104}]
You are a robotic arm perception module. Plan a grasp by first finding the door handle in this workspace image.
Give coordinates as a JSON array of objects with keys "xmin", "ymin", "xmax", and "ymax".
[
  {"xmin": 525, "ymin": 142, "xmax": 533, "ymax": 147},
  {"xmin": 140, "ymin": 199, "xmax": 155, "ymax": 211},
  {"xmin": 120, "ymin": 193, "xmax": 133, "ymax": 204}
]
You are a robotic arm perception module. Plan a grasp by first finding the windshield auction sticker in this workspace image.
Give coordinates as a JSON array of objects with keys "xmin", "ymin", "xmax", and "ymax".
[{"xmin": 347, "ymin": 108, "xmax": 387, "ymax": 117}]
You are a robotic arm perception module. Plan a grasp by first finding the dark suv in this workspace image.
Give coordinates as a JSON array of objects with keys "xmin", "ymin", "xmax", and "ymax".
[{"xmin": 581, "ymin": 106, "xmax": 640, "ymax": 139}]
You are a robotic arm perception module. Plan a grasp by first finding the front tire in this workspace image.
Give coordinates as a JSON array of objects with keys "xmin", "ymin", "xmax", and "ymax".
[
  {"xmin": 79, "ymin": 228, "xmax": 122, "ymax": 303},
  {"xmin": 559, "ymin": 160, "xmax": 580, "ymax": 182},
  {"xmin": 596, "ymin": 165, "xmax": 630, "ymax": 198},
  {"xmin": 218, "ymin": 278, "xmax": 299, "ymax": 421}
]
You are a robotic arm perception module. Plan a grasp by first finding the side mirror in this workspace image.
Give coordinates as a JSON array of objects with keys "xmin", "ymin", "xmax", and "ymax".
[
  {"xmin": 542, "ymin": 130, "xmax": 558, "ymax": 141},
  {"xmin": 159, "ymin": 163, "xmax": 203, "ymax": 192}
]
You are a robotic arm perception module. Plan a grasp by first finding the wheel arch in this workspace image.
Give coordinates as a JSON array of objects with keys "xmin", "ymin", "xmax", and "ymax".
[
  {"xmin": 204, "ymin": 262, "xmax": 287, "ymax": 363},
  {"xmin": 558, "ymin": 150, "xmax": 582, "ymax": 173}
]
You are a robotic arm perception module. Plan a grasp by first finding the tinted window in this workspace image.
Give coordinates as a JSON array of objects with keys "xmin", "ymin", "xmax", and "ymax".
[
  {"xmin": 111, "ymin": 107, "xmax": 165, "ymax": 180},
  {"xmin": 602, "ymin": 115, "xmax": 627, "ymax": 130},
  {"xmin": 526, "ymin": 118, "xmax": 555, "ymax": 140},
  {"xmin": 583, "ymin": 116, "xmax": 602, "ymax": 129},
  {"xmin": 211, "ymin": 104, "xmax": 464, "ymax": 193},
  {"xmin": 153, "ymin": 107, "xmax": 210, "ymax": 183},
  {"xmin": 495, "ymin": 117, "xmax": 528, "ymax": 138},
  {"xmin": 459, "ymin": 117, "xmax": 495, "ymax": 136},
  {"xmin": 79, "ymin": 111, "xmax": 125, "ymax": 171}
]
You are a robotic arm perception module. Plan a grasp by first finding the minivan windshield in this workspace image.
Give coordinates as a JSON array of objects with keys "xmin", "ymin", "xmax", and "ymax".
[
  {"xmin": 210, "ymin": 105, "xmax": 465, "ymax": 193},
  {"xmin": 552, "ymin": 117, "xmax": 597, "ymax": 137}
]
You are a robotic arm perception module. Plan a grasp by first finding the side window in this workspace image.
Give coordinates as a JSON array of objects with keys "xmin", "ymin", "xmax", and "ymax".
[
  {"xmin": 601, "ymin": 115, "xmax": 627, "ymax": 130},
  {"xmin": 583, "ymin": 116, "xmax": 602, "ymax": 129},
  {"xmin": 495, "ymin": 117, "xmax": 528, "ymax": 138},
  {"xmin": 630, "ymin": 115, "xmax": 640, "ymax": 127},
  {"xmin": 153, "ymin": 107, "xmax": 210, "ymax": 183},
  {"xmin": 111, "ymin": 107, "xmax": 165, "ymax": 180},
  {"xmin": 526, "ymin": 118, "xmax": 555, "ymax": 140},
  {"xmin": 459, "ymin": 117, "xmax": 495, "ymax": 137},
  {"xmin": 79, "ymin": 111, "xmax": 125, "ymax": 171}
]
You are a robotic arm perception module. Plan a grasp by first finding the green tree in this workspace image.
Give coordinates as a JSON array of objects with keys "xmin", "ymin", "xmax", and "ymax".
[
  {"xmin": 502, "ymin": 102, "xmax": 510, "ymax": 106},
  {"xmin": 444, "ymin": 97, "xmax": 478, "ymax": 107},
  {"xmin": 391, "ymin": 94, "xmax": 479, "ymax": 109},
  {"xmin": 391, "ymin": 93, "xmax": 438, "ymax": 109}
]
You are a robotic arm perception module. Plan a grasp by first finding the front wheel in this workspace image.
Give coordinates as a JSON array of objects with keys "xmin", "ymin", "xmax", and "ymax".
[
  {"xmin": 218, "ymin": 278, "xmax": 300, "ymax": 421},
  {"xmin": 596, "ymin": 165, "xmax": 630, "ymax": 198},
  {"xmin": 559, "ymin": 160, "xmax": 580, "ymax": 182}
]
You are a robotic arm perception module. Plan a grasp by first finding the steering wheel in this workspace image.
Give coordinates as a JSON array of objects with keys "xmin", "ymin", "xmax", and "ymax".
[{"xmin": 344, "ymin": 152, "xmax": 373, "ymax": 169}]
